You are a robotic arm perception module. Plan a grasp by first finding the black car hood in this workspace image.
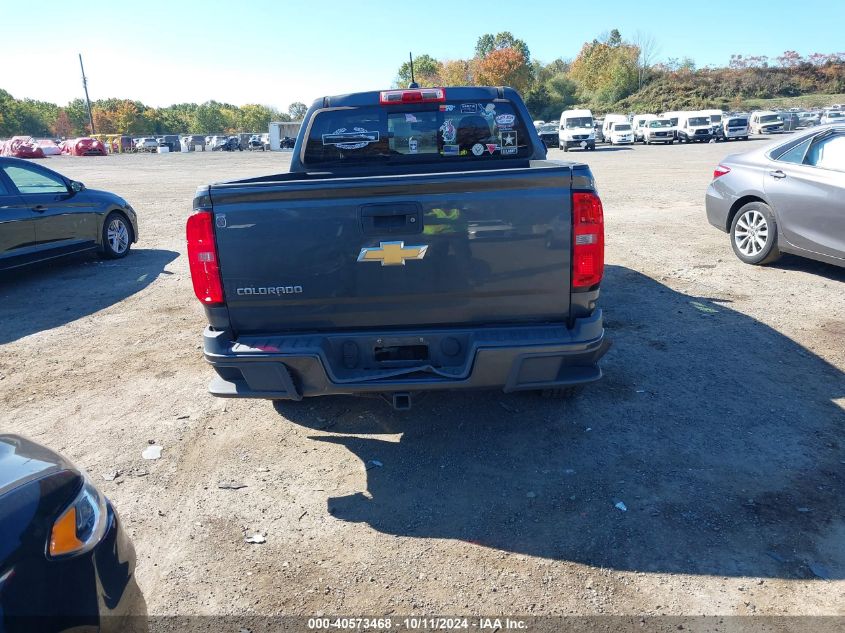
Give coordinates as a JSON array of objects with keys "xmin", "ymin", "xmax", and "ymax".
[{"xmin": 0, "ymin": 435, "xmax": 78, "ymax": 497}]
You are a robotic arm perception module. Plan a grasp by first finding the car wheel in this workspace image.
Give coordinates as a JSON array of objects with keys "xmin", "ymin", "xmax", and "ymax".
[
  {"xmin": 562, "ymin": 145, "xmax": 569, "ymax": 152},
  {"xmin": 667, "ymin": 140, "xmax": 674, "ymax": 145},
  {"xmin": 730, "ymin": 202, "xmax": 781, "ymax": 265},
  {"xmin": 101, "ymin": 212, "xmax": 133, "ymax": 259}
]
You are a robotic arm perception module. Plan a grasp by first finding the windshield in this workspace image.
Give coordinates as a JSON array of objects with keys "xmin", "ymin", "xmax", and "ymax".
[
  {"xmin": 759, "ymin": 114, "xmax": 780, "ymax": 123},
  {"xmin": 614, "ymin": 124, "xmax": 632, "ymax": 131},
  {"xmin": 827, "ymin": 112, "xmax": 844, "ymax": 118},
  {"xmin": 303, "ymin": 100, "xmax": 530, "ymax": 166},
  {"xmin": 711, "ymin": 114, "xmax": 722, "ymax": 123},
  {"xmin": 565, "ymin": 117, "xmax": 592, "ymax": 129},
  {"xmin": 649, "ymin": 120, "xmax": 672, "ymax": 128},
  {"xmin": 688, "ymin": 117, "xmax": 709, "ymax": 126},
  {"xmin": 539, "ymin": 124, "xmax": 557, "ymax": 133}
]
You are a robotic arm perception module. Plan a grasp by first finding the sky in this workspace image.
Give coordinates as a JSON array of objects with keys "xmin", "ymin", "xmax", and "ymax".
[{"xmin": 2, "ymin": 0, "xmax": 843, "ymax": 110}]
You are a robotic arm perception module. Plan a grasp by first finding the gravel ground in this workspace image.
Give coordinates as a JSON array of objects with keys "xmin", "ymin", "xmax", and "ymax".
[{"xmin": 1, "ymin": 142, "xmax": 843, "ymax": 619}]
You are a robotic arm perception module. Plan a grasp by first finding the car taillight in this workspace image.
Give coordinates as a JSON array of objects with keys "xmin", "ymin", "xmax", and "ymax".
[
  {"xmin": 713, "ymin": 164, "xmax": 731, "ymax": 179},
  {"xmin": 379, "ymin": 88, "xmax": 446, "ymax": 104},
  {"xmin": 572, "ymin": 191, "xmax": 605, "ymax": 290},
  {"xmin": 186, "ymin": 210, "xmax": 224, "ymax": 305}
]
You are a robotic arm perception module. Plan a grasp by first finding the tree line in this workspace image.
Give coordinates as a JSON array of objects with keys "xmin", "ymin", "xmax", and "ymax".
[
  {"xmin": 3, "ymin": 32, "xmax": 844, "ymax": 137},
  {"xmin": 0, "ymin": 91, "xmax": 308, "ymax": 138},
  {"xmin": 397, "ymin": 31, "xmax": 845, "ymax": 119}
]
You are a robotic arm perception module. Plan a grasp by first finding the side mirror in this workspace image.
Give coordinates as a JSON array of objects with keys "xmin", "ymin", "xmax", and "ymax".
[{"xmin": 70, "ymin": 180, "xmax": 85, "ymax": 193}]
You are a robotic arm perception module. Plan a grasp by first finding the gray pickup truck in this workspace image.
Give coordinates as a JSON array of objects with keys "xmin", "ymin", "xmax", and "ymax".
[{"xmin": 188, "ymin": 86, "xmax": 609, "ymax": 409}]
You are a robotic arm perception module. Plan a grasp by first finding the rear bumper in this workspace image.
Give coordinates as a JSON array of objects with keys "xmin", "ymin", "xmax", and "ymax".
[{"xmin": 203, "ymin": 311, "xmax": 610, "ymax": 399}]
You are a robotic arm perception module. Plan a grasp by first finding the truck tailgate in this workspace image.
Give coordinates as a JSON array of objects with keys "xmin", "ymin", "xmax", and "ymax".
[{"xmin": 210, "ymin": 164, "xmax": 573, "ymax": 334}]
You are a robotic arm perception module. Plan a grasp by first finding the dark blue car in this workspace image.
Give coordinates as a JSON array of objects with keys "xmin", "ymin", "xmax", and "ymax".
[
  {"xmin": 0, "ymin": 435, "xmax": 143, "ymax": 632},
  {"xmin": 0, "ymin": 157, "xmax": 139, "ymax": 271}
]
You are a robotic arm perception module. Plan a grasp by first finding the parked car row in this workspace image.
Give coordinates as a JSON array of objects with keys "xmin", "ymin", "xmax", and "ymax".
[{"xmin": 535, "ymin": 104, "xmax": 845, "ymax": 151}]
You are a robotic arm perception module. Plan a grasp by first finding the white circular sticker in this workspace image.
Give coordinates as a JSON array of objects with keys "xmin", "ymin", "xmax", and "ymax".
[{"xmin": 471, "ymin": 143, "xmax": 484, "ymax": 156}]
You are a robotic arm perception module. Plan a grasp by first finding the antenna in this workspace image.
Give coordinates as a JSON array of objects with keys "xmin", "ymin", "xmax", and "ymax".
[
  {"xmin": 408, "ymin": 52, "xmax": 419, "ymax": 89},
  {"xmin": 79, "ymin": 53, "xmax": 96, "ymax": 135}
]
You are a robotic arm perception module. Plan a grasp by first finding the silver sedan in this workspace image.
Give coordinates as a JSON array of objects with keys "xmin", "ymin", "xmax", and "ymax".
[{"xmin": 705, "ymin": 124, "xmax": 845, "ymax": 267}]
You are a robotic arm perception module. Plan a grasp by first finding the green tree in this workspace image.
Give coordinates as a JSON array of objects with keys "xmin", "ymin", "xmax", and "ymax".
[
  {"xmin": 395, "ymin": 54, "xmax": 441, "ymax": 87},
  {"xmin": 192, "ymin": 101, "xmax": 227, "ymax": 133},
  {"xmin": 287, "ymin": 102, "xmax": 307, "ymax": 120}
]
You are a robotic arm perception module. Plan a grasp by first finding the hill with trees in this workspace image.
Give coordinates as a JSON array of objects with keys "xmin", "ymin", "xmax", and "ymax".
[{"xmin": 394, "ymin": 30, "xmax": 844, "ymax": 118}]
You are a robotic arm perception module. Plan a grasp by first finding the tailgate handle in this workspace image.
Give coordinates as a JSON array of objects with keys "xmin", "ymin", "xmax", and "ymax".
[{"xmin": 360, "ymin": 203, "xmax": 422, "ymax": 235}]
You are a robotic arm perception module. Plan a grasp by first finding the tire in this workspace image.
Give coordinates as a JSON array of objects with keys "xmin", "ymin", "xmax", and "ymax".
[
  {"xmin": 588, "ymin": 143, "xmax": 595, "ymax": 151},
  {"xmin": 562, "ymin": 144, "xmax": 569, "ymax": 152},
  {"xmin": 667, "ymin": 140, "xmax": 674, "ymax": 145},
  {"xmin": 101, "ymin": 211, "xmax": 133, "ymax": 259},
  {"xmin": 729, "ymin": 201, "xmax": 781, "ymax": 265}
]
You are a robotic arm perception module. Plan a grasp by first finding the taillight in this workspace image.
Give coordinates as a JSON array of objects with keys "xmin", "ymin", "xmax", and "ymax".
[
  {"xmin": 379, "ymin": 88, "xmax": 446, "ymax": 104},
  {"xmin": 572, "ymin": 191, "xmax": 605, "ymax": 290},
  {"xmin": 186, "ymin": 210, "xmax": 224, "ymax": 305},
  {"xmin": 713, "ymin": 164, "xmax": 731, "ymax": 179}
]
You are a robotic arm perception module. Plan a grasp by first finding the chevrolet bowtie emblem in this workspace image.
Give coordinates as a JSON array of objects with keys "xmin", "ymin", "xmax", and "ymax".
[{"xmin": 357, "ymin": 241, "xmax": 428, "ymax": 266}]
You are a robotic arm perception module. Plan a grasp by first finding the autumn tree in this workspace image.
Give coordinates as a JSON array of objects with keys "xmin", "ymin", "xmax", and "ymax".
[
  {"xmin": 439, "ymin": 59, "xmax": 474, "ymax": 86},
  {"xmin": 475, "ymin": 32, "xmax": 531, "ymax": 65},
  {"xmin": 569, "ymin": 32, "xmax": 639, "ymax": 106},
  {"xmin": 472, "ymin": 48, "xmax": 532, "ymax": 93}
]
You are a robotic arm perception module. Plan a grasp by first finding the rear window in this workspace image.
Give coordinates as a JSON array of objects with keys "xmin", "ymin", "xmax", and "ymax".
[
  {"xmin": 728, "ymin": 118, "xmax": 748, "ymax": 127},
  {"xmin": 302, "ymin": 100, "xmax": 531, "ymax": 167}
]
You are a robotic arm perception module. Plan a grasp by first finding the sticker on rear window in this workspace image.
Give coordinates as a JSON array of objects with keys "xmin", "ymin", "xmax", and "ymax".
[
  {"xmin": 439, "ymin": 104, "xmax": 455, "ymax": 112},
  {"xmin": 461, "ymin": 104, "xmax": 478, "ymax": 113},
  {"xmin": 442, "ymin": 144, "xmax": 459, "ymax": 156},
  {"xmin": 501, "ymin": 130, "xmax": 517, "ymax": 148},
  {"xmin": 439, "ymin": 119, "xmax": 457, "ymax": 143},
  {"xmin": 471, "ymin": 143, "xmax": 484, "ymax": 156},
  {"xmin": 495, "ymin": 113, "xmax": 515, "ymax": 127},
  {"xmin": 322, "ymin": 127, "xmax": 380, "ymax": 150}
]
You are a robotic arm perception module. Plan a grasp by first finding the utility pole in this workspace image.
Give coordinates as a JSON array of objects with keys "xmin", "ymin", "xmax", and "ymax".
[{"xmin": 79, "ymin": 53, "xmax": 95, "ymax": 135}]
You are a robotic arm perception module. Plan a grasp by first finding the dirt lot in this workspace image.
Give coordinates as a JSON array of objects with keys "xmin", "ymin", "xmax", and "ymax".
[{"xmin": 1, "ymin": 142, "xmax": 843, "ymax": 619}]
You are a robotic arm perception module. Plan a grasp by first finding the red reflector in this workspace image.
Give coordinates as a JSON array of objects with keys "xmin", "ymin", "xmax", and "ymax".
[
  {"xmin": 379, "ymin": 88, "xmax": 446, "ymax": 104},
  {"xmin": 572, "ymin": 192, "xmax": 605, "ymax": 290},
  {"xmin": 186, "ymin": 211, "xmax": 224, "ymax": 305},
  {"xmin": 713, "ymin": 164, "xmax": 731, "ymax": 179}
]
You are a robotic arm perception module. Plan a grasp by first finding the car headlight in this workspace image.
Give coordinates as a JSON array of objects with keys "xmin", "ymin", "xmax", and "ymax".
[{"xmin": 49, "ymin": 477, "xmax": 108, "ymax": 558}]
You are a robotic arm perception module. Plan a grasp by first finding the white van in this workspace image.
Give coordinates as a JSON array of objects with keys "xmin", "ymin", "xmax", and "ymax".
[
  {"xmin": 558, "ymin": 109, "xmax": 595, "ymax": 151},
  {"xmin": 601, "ymin": 114, "xmax": 628, "ymax": 144},
  {"xmin": 607, "ymin": 121, "xmax": 634, "ymax": 145},
  {"xmin": 716, "ymin": 115, "xmax": 750, "ymax": 141},
  {"xmin": 631, "ymin": 114, "xmax": 657, "ymax": 141},
  {"xmin": 676, "ymin": 112, "xmax": 714, "ymax": 143},
  {"xmin": 700, "ymin": 109, "xmax": 724, "ymax": 132},
  {"xmin": 749, "ymin": 111, "xmax": 784, "ymax": 134},
  {"xmin": 642, "ymin": 118, "xmax": 675, "ymax": 144},
  {"xmin": 659, "ymin": 111, "xmax": 685, "ymax": 139}
]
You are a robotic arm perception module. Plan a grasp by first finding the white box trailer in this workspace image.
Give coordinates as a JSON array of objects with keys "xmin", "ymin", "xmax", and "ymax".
[{"xmin": 268, "ymin": 121, "xmax": 303, "ymax": 151}]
